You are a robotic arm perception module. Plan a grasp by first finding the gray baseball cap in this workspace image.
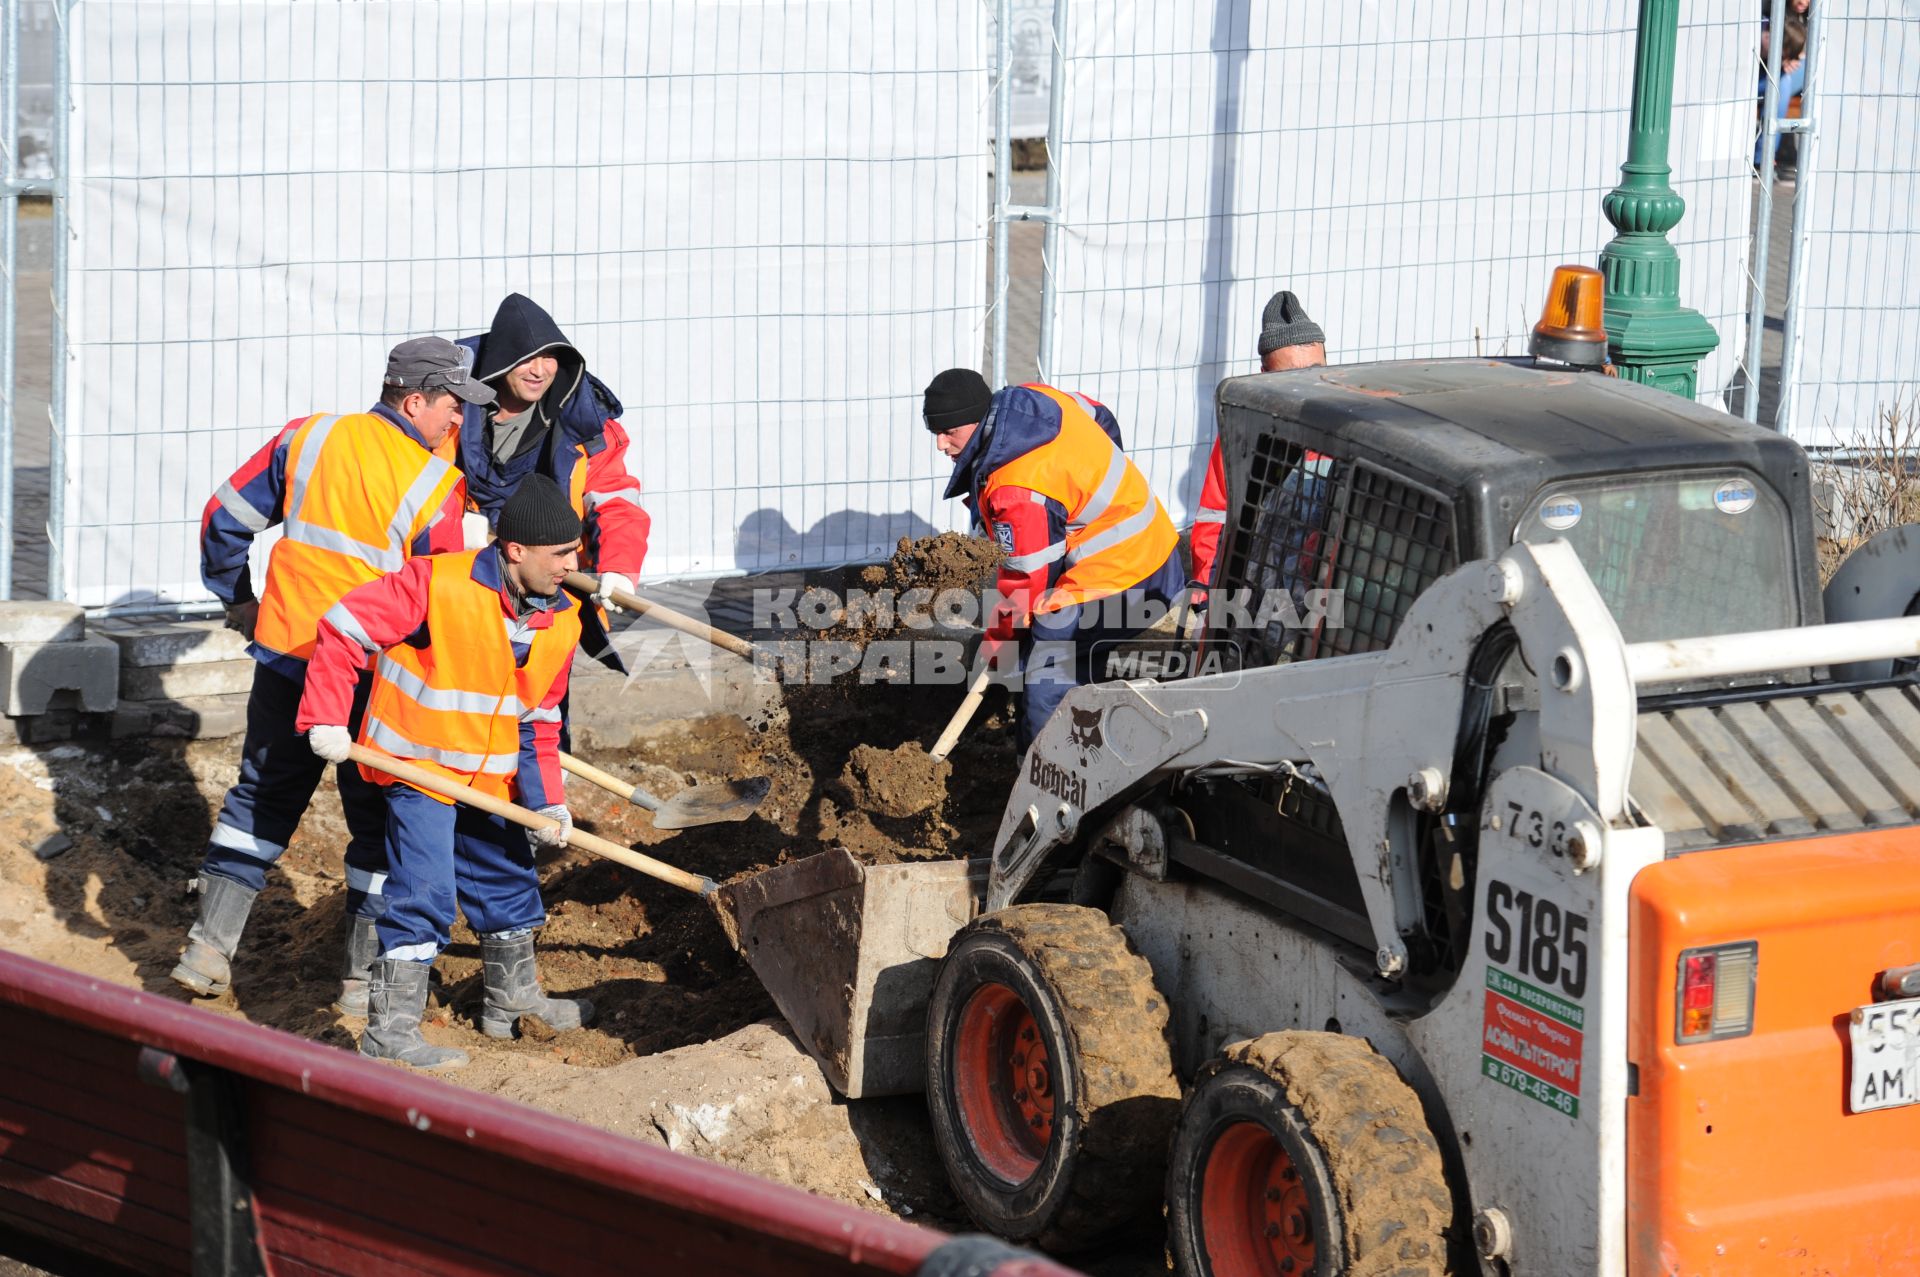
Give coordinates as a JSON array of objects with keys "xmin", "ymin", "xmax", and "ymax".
[{"xmin": 384, "ymin": 336, "xmax": 496, "ymax": 405}]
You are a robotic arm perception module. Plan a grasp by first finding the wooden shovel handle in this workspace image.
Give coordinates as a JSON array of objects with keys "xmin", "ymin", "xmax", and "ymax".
[
  {"xmin": 558, "ymin": 750, "xmax": 662, "ymax": 814},
  {"xmin": 346, "ymin": 744, "xmax": 713, "ymax": 896},
  {"xmin": 929, "ymin": 666, "xmax": 994, "ymax": 762},
  {"xmin": 565, "ymin": 571, "xmax": 759, "ymax": 661}
]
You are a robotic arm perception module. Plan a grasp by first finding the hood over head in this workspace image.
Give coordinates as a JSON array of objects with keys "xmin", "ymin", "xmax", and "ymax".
[
  {"xmin": 453, "ymin": 294, "xmax": 627, "ymax": 521},
  {"xmin": 472, "ymin": 293, "xmax": 587, "ymax": 415}
]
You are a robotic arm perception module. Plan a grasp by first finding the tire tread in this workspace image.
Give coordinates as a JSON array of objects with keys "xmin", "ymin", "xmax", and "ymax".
[
  {"xmin": 968, "ymin": 904, "xmax": 1181, "ymax": 1250},
  {"xmin": 1217, "ymin": 1031, "xmax": 1453, "ymax": 1277}
]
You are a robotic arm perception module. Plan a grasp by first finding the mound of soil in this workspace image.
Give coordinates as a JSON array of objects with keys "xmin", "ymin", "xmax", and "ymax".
[
  {"xmin": 840, "ymin": 742, "xmax": 952, "ymax": 819},
  {"xmin": 860, "ymin": 530, "xmax": 1004, "ymax": 597},
  {"xmin": 0, "ymin": 535, "xmax": 1031, "ymax": 1226}
]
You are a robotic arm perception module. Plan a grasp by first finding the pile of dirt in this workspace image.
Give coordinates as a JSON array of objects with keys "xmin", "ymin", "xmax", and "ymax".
[
  {"xmin": 859, "ymin": 530, "xmax": 1004, "ymax": 597},
  {"xmin": 840, "ymin": 742, "xmax": 952, "ymax": 819},
  {"xmin": 0, "ymin": 535, "xmax": 1032, "ymax": 1226}
]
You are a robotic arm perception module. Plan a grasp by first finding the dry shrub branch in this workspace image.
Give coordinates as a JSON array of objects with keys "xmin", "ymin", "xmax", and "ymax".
[{"xmin": 1814, "ymin": 393, "xmax": 1920, "ymax": 582}]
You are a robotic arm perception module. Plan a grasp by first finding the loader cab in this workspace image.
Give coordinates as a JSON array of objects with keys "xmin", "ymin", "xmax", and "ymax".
[
  {"xmin": 1206, "ymin": 358, "xmax": 1821, "ymax": 667},
  {"xmin": 1181, "ymin": 358, "xmax": 1822, "ymax": 979}
]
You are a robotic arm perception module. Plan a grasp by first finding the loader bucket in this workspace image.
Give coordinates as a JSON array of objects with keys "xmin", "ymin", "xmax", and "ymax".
[{"xmin": 715, "ymin": 849, "xmax": 984, "ymax": 1098}]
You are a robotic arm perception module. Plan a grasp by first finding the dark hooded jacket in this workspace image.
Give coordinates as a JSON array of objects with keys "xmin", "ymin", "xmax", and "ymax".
[
  {"xmin": 454, "ymin": 293, "xmax": 626, "ymax": 521},
  {"xmin": 454, "ymin": 294, "xmax": 652, "ymax": 670}
]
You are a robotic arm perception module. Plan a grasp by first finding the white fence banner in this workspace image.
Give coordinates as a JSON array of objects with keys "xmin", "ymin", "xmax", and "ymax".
[
  {"xmin": 1045, "ymin": 0, "xmax": 1758, "ymax": 525},
  {"xmin": 63, "ymin": 1, "xmax": 987, "ymax": 607}
]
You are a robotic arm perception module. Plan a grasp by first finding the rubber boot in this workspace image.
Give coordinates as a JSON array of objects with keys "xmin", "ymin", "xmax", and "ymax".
[
  {"xmin": 169, "ymin": 875, "xmax": 258, "ymax": 997},
  {"xmin": 360, "ymin": 959, "xmax": 469, "ymax": 1070},
  {"xmin": 479, "ymin": 932, "xmax": 594, "ymax": 1039},
  {"xmin": 332, "ymin": 916, "xmax": 380, "ymax": 1018}
]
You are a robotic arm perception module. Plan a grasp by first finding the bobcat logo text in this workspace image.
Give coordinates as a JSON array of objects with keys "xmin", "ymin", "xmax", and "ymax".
[{"xmin": 1028, "ymin": 753, "xmax": 1088, "ymax": 808}]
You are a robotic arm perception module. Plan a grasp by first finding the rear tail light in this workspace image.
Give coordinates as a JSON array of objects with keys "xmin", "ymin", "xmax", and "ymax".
[{"xmin": 1676, "ymin": 942, "xmax": 1758, "ymax": 1044}]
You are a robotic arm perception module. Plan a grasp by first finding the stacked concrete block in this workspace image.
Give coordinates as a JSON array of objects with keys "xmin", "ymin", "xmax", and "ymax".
[
  {"xmin": 95, "ymin": 617, "xmax": 254, "ymax": 740},
  {"xmin": 0, "ymin": 604, "xmax": 119, "ymax": 741}
]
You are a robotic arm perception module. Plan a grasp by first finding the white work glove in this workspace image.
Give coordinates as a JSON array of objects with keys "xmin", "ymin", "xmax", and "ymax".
[
  {"xmin": 530, "ymin": 804, "xmax": 573, "ymax": 849},
  {"xmin": 461, "ymin": 510, "xmax": 493, "ymax": 551},
  {"xmin": 307, "ymin": 724, "xmax": 352, "ymax": 763},
  {"xmin": 592, "ymin": 572, "xmax": 635, "ymax": 614}
]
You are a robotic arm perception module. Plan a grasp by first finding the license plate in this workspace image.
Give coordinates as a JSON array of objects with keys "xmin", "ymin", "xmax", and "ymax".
[{"xmin": 1848, "ymin": 996, "xmax": 1920, "ymax": 1113}]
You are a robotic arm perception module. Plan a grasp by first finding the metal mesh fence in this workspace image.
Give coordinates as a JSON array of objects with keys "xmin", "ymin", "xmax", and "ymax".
[
  {"xmin": 1779, "ymin": 1, "xmax": 1920, "ymax": 449},
  {"xmin": 1037, "ymin": 0, "xmax": 1760, "ymax": 528},
  {"xmin": 15, "ymin": 2, "xmax": 1914, "ymax": 608},
  {"xmin": 59, "ymin": 1, "xmax": 987, "ymax": 608}
]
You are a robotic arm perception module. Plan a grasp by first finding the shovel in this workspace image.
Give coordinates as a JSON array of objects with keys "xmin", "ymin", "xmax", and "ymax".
[
  {"xmin": 559, "ymin": 750, "xmax": 770, "ymax": 831},
  {"xmin": 346, "ymin": 744, "xmax": 716, "ymax": 896},
  {"xmin": 928, "ymin": 667, "xmax": 993, "ymax": 763},
  {"xmin": 565, "ymin": 570, "xmax": 761, "ymax": 662}
]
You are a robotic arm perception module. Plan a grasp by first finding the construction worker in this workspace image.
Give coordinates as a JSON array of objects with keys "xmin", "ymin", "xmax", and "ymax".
[
  {"xmin": 298, "ymin": 475, "xmax": 593, "ymax": 1070},
  {"xmin": 924, "ymin": 370, "xmax": 1183, "ymax": 750},
  {"xmin": 453, "ymin": 295, "xmax": 650, "ymax": 667},
  {"xmin": 1188, "ymin": 290, "xmax": 1328, "ymax": 592},
  {"xmin": 175, "ymin": 338, "xmax": 489, "ymax": 1009}
]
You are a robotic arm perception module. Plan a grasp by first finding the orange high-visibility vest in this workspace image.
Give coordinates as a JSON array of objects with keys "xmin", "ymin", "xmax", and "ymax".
[
  {"xmin": 986, "ymin": 386, "xmax": 1179, "ymax": 610},
  {"xmin": 255, "ymin": 413, "xmax": 462, "ymax": 663},
  {"xmin": 438, "ymin": 422, "xmax": 607, "ymax": 558},
  {"xmin": 357, "ymin": 550, "xmax": 581, "ymax": 802}
]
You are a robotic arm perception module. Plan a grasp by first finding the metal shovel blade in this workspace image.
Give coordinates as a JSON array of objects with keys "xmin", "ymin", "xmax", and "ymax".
[
  {"xmin": 715, "ymin": 849, "xmax": 985, "ymax": 1097},
  {"xmin": 645, "ymin": 775, "xmax": 772, "ymax": 830}
]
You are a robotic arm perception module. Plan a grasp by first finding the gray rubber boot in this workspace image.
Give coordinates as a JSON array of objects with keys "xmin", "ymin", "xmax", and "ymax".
[
  {"xmin": 332, "ymin": 916, "xmax": 380, "ymax": 1018},
  {"xmin": 169, "ymin": 875, "xmax": 258, "ymax": 997},
  {"xmin": 480, "ymin": 932, "xmax": 594, "ymax": 1039},
  {"xmin": 359, "ymin": 959, "xmax": 469, "ymax": 1070}
]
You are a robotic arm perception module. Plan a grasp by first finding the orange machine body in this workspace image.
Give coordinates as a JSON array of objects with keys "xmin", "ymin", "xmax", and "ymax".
[{"xmin": 1628, "ymin": 828, "xmax": 1920, "ymax": 1274}]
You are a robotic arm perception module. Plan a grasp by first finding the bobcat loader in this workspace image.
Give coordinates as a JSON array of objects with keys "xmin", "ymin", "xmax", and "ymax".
[{"xmin": 721, "ymin": 272, "xmax": 1920, "ymax": 1274}]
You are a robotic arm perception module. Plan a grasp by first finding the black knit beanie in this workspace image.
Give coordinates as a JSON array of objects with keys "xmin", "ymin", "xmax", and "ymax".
[
  {"xmin": 1258, "ymin": 291, "xmax": 1326, "ymax": 356},
  {"xmin": 922, "ymin": 368, "xmax": 994, "ymax": 433},
  {"xmin": 495, "ymin": 474, "xmax": 582, "ymax": 547}
]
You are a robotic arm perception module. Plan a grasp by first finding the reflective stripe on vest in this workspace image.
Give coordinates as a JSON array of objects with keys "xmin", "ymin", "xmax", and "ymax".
[
  {"xmin": 358, "ymin": 548, "xmax": 581, "ymax": 803},
  {"xmin": 254, "ymin": 413, "xmax": 463, "ymax": 663},
  {"xmin": 284, "ymin": 414, "xmax": 342, "ymax": 520},
  {"xmin": 364, "ymin": 719, "xmax": 518, "ymax": 777},
  {"xmin": 985, "ymin": 386, "xmax": 1178, "ymax": 609},
  {"xmin": 377, "ymin": 653, "xmax": 512, "ymax": 717}
]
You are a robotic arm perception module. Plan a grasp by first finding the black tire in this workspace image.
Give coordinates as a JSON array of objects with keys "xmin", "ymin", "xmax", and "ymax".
[
  {"xmin": 924, "ymin": 903, "xmax": 1180, "ymax": 1251},
  {"xmin": 1166, "ymin": 1032, "xmax": 1454, "ymax": 1277}
]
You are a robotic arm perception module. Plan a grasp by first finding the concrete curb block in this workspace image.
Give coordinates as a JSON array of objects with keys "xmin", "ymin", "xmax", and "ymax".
[
  {"xmin": 94, "ymin": 617, "xmax": 249, "ymax": 668},
  {"xmin": 0, "ymin": 636, "xmax": 119, "ymax": 716},
  {"xmin": 120, "ymin": 657, "xmax": 257, "ymax": 702},
  {"xmin": 0, "ymin": 602, "xmax": 85, "ymax": 644}
]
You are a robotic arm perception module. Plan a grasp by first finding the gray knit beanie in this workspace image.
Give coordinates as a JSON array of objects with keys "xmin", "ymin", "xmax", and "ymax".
[{"xmin": 1257, "ymin": 291, "xmax": 1326, "ymax": 356}]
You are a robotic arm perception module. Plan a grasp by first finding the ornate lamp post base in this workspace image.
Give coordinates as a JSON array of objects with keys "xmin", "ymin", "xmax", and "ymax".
[{"xmin": 1600, "ymin": 0, "xmax": 1720, "ymax": 398}]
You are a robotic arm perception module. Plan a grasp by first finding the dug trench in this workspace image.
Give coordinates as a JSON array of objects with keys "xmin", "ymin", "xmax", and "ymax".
[{"xmin": 0, "ymin": 534, "xmax": 1163, "ymax": 1268}]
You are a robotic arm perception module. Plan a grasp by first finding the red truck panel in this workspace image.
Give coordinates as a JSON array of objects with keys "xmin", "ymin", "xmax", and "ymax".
[{"xmin": 0, "ymin": 949, "xmax": 1082, "ymax": 1277}]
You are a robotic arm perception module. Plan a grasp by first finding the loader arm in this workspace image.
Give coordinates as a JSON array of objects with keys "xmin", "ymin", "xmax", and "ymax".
[{"xmin": 989, "ymin": 541, "xmax": 1642, "ymax": 975}]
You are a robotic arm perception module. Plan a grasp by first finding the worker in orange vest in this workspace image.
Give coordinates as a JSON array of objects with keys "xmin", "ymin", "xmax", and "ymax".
[
  {"xmin": 175, "ymin": 338, "xmax": 487, "ymax": 1009},
  {"xmin": 1188, "ymin": 291, "xmax": 1327, "ymax": 593},
  {"xmin": 299, "ymin": 476, "xmax": 592, "ymax": 1070},
  {"xmin": 924, "ymin": 369, "xmax": 1183, "ymax": 750}
]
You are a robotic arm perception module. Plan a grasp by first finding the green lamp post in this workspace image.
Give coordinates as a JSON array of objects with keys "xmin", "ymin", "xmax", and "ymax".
[{"xmin": 1599, "ymin": 0, "xmax": 1721, "ymax": 398}]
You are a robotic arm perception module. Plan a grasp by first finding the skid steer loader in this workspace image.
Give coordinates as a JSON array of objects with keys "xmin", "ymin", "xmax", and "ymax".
[{"xmin": 722, "ymin": 280, "xmax": 1920, "ymax": 1274}]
